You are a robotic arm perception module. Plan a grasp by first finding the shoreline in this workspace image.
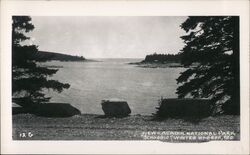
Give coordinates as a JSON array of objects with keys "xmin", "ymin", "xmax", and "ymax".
[
  {"xmin": 128, "ymin": 62, "xmax": 184, "ymax": 68},
  {"xmin": 13, "ymin": 113, "xmax": 240, "ymax": 141}
]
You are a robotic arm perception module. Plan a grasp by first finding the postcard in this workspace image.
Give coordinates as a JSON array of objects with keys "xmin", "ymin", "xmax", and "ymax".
[{"xmin": 1, "ymin": 0, "xmax": 249, "ymax": 154}]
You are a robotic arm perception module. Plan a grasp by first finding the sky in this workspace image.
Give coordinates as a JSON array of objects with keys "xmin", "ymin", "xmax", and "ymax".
[{"xmin": 27, "ymin": 16, "xmax": 188, "ymax": 58}]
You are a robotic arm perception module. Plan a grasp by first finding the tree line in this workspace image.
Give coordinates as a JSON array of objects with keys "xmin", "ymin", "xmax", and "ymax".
[
  {"xmin": 35, "ymin": 51, "xmax": 85, "ymax": 61},
  {"xmin": 142, "ymin": 53, "xmax": 181, "ymax": 63}
]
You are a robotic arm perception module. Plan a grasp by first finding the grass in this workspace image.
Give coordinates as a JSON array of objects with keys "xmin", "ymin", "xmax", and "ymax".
[{"xmin": 13, "ymin": 113, "xmax": 240, "ymax": 142}]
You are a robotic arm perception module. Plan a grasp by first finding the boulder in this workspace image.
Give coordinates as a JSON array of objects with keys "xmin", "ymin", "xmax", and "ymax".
[
  {"xmin": 101, "ymin": 98, "xmax": 131, "ymax": 117},
  {"xmin": 12, "ymin": 97, "xmax": 81, "ymax": 117},
  {"xmin": 155, "ymin": 98, "xmax": 212, "ymax": 118},
  {"xmin": 29, "ymin": 103, "xmax": 81, "ymax": 117},
  {"xmin": 12, "ymin": 102, "xmax": 81, "ymax": 117}
]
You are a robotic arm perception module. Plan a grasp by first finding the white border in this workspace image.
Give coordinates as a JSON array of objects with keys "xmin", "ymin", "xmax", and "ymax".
[{"xmin": 1, "ymin": 0, "xmax": 249, "ymax": 154}]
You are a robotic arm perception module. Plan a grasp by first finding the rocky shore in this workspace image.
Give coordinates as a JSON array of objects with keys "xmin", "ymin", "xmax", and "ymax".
[{"xmin": 128, "ymin": 62, "xmax": 183, "ymax": 68}]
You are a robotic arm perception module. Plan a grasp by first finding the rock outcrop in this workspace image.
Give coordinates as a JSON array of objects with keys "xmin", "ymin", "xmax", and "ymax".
[{"xmin": 101, "ymin": 98, "xmax": 131, "ymax": 117}]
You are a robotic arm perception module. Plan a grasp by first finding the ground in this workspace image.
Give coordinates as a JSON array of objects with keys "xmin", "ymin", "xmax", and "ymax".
[{"xmin": 13, "ymin": 114, "xmax": 240, "ymax": 142}]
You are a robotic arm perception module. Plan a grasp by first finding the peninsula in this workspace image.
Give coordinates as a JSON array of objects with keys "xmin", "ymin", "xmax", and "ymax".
[
  {"xmin": 130, "ymin": 53, "xmax": 183, "ymax": 68},
  {"xmin": 35, "ymin": 51, "xmax": 85, "ymax": 61}
]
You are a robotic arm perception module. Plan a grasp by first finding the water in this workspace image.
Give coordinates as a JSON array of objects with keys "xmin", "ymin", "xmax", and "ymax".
[{"xmin": 42, "ymin": 59, "xmax": 185, "ymax": 115}]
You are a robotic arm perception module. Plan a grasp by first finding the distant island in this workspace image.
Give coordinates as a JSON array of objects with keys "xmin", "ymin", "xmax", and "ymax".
[
  {"xmin": 142, "ymin": 53, "xmax": 181, "ymax": 63},
  {"xmin": 35, "ymin": 51, "xmax": 85, "ymax": 61},
  {"xmin": 130, "ymin": 53, "xmax": 183, "ymax": 68}
]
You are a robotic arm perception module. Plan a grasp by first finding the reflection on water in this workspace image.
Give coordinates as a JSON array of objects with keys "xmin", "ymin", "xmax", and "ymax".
[{"xmin": 42, "ymin": 59, "xmax": 185, "ymax": 115}]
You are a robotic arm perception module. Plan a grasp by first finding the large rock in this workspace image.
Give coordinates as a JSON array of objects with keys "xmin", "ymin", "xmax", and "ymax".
[
  {"xmin": 29, "ymin": 103, "xmax": 81, "ymax": 117},
  {"xmin": 12, "ymin": 98, "xmax": 81, "ymax": 117},
  {"xmin": 155, "ymin": 98, "xmax": 212, "ymax": 118},
  {"xmin": 101, "ymin": 98, "xmax": 131, "ymax": 117}
]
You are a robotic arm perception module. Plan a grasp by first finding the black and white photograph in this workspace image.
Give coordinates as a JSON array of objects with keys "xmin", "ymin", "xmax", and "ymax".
[
  {"xmin": 11, "ymin": 15, "xmax": 240, "ymax": 141},
  {"xmin": 1, "ymin": 0, "xmax": 249, "ymax": 154}
]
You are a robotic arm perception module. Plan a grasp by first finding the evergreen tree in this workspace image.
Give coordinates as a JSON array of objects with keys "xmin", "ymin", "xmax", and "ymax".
[
  {"xmin": 176, "ymin": 16, "xmax": 240, "ymax": 114},
  {"xmin": 12, "ymin": 16, "xmax": 70, "ymax": 106}
]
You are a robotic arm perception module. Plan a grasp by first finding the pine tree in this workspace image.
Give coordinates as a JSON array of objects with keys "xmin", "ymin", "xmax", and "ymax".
[
  {"xmin": 176, "ymin": 16, "xmax": 240, "ymax": 114},
  {"xmin": 12, "ymin": 16, "xmax": 70, "ymax": 107}
]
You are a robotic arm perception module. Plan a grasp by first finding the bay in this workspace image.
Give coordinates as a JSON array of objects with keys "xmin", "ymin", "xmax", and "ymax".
[{"xmin": 42, "ymin": 59, "xmax": 185, "ymax": 115}]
